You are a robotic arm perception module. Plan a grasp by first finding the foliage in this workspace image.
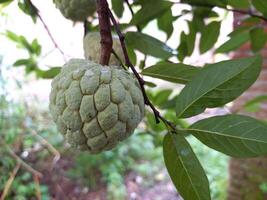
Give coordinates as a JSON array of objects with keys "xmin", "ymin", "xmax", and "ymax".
[
  {"xmin": 68, "ymin": 132, "xmax": 163, "ymax": 200},
  {"xmin": 1, "ymin": 0, "xmax": 267, "ymax": 199}
]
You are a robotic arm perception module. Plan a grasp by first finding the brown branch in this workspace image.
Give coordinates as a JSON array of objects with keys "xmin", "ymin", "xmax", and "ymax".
[
  {"xmin": 108, "ymin": 9, "xmax": 176, "ymax": 131},
  {"xmin": 30, "ymin": 130, "xmax": 60, "ymax": 170},
  {"xmin": 34, "ymin": 175, "xmax": 42, "ymax": 200},
  {"xmin": 96, "ymin": 0, "xmax": 113, "ymax": 65},
  {"xmin": 174, "ymin": 1, "xmax": 267, "ymax": 22},
  {"xmin": 0, "ymin": 163, "xmax": 21, "ymax": 200},
  {"xmin": 6, "ymin": 146, "xmax": 43, "ymax": 178}
]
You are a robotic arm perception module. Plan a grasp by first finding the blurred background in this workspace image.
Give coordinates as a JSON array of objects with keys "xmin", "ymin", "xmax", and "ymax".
[{"xmin": 1, "ymin": 0, "xmax": 266, "ymax": 200}]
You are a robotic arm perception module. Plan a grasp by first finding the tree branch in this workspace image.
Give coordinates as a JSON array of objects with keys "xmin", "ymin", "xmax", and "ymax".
[
  {"xmin": 108, "ymin": 9, "xmax": 176, "ymax": 131},
  {"xmin": 96, "ymin": 0, "xmax": 113, "ymax": 65},
  {"xmin": 174, "ymin": 1, "xmax": 267, "ymax": 22}
]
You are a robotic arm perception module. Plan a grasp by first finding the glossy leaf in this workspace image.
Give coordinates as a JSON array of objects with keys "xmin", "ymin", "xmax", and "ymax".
[
  {"xmin": 216, "ymin": 32, "xmax": 250, "ymax": 53},
  {"xmin": 163, "ymin": 133, "xmax": 210, "ymax": 200},
  {"xmin": 142, "ymin": 62, "xmax": 199, "ymax": 84},
  {"xmin": 125, "ymin": 31, "xmax": 174, "ymax": 59},
  {"xmin": 200, "ymin": 21, "xmax": 221, "ymax": 53},
  {"xmin": 188, "ymin": 115, "xmax": 267, "ymax": 157},
  {"xmin": 175, "ymin": 56, "xmax": 262, "ymax": 118}
]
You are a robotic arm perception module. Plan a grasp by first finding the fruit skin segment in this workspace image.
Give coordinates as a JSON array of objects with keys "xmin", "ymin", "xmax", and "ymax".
[
  {"xmin": 54, "ymin": 0, "xmax": 96, "ymax": 21},
  {"xmin": 49, "ymin": 59, "xmax": 145, "ymax": 153},
  {"xmin": 83, "ymin": 32, "xmax": 124, "ymax": 65}
]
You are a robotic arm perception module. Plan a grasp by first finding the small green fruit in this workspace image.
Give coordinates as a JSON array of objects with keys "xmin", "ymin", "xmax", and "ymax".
[
  {"xmin": 54, "ymin": 0, "xmax": 96, "ymax": 21},
  {"xmin": 49, "ymin": 59, "xmax": 145, "ymax": 153},
  {"xmin": 83, "ymin": 32, "xmax": 124, "ymax": 65}
]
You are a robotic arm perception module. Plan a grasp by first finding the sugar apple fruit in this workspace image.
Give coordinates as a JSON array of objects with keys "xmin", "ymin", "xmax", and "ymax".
[
  {"xmin": 54, "ymin": 0, "xmax": 96, "ymax": 21},
  {"xmin": 84, "ymin": 32, "xmax": 124, "ymax": 65},
  {"xmin": 49, "ymin": 59, "xmax": 145, "ymax": 153}
]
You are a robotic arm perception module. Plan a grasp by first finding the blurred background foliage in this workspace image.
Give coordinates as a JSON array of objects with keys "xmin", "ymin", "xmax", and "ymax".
[{"xmin": 1, "ymin": 0, "xmax": 267, "ymax": 199}]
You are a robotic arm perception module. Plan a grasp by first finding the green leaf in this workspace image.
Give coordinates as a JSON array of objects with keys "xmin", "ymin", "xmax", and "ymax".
[
  {"xmin": 31, "ymin": 38, "xmax": 42, "ymax": 56},
  {"xmin": 157, "ymin": 9, "xmax": 175, "ymax": 39},
  {"xmin": 200, "ymin": 21, "xmax": 221, "ymax": 53},
  {"xmin": 243, "ymin": 95, "xmax": 267, "ymax": 112},
  {"xmin": 13, "ymin": 59, "xmax": 31, "ymax": 67},
  {"xmin": 142, "ymin": 62, "xmax": 200, "ymax": 84},
  {"xmin": 182, "ymin": 0, "xmax": 227, "ymax": 7},
  {"xmin": 177, "ymin": 21, "xmax": 197, "ymax": 61},
  {"xmin": 0, "ymin": 0, "xmax": 13, "ymax": 4},
  {"xmin": 216, "ymin": 31, "xmax": 250, "ymax": 53},
  {"xmin": 188, "ymin": 114, "xmax": 267, "ymax": 157},
  {"xmin": 153, "ymin": 89, "xmax": 172, "ymax": 107},
  {"xmin": 125, "ymin": 31, "xmax": 174, "ymax": 59},
  {"xmin": 130, "ymin": 0, "xmax": 172, "ymax": 25},
  {"xmin": 111, "ymin": 0, "xmax": 124, "ymax": 18},
  {"xmin": 252, "ymin": 0, "xmax": 267, "ymax": 16},
  {"xmin": 163, "ymin": 133, "xmax": 210, "ymax": 200},
  {"xmin": 175, "ymin": 56, "xmax": 262, "ymax": 118},
  {"xmin": 250, "ymin": 27, "xmax": 267, "ymax": 52},
  {"xmin": 227, "ymin": 0, "xmax": 250, "ymax": 9},
  {"xmin": 37, "ymin": 67, "xmax": 61, "ymax": 79}
]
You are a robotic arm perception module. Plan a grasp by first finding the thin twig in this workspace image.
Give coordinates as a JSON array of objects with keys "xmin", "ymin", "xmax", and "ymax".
[
  {"xmin": 6, "ymin": 146, "xmax": 43, "ymax": 178},
  {"xmin": 30, "ymin": 130, "xmax": 60, "ymax": 170},
  {"xmin": 108, "ymin": 9, "xmax": 176, "ymax": 131},
  {"xmin": 124, "ymin": 0, "xmax": 141, "ymax": 32},
  {"xmin": 34, "ymin": 175, "xmax": 42, "ymax": 200},
  {"xmin": 174, "ymin": 1, "xmax": 267, "ymax": 22},
  {"xmin": 0, "ymin": 163, "xmax": 21, "ymax": 200},
  {"xmin": 28, "ymin": 0, "xmax": 66, "ymax": 60},
  {"xmin": 96, "ymin": 0, "xmax": 113, "ymax": 65}
]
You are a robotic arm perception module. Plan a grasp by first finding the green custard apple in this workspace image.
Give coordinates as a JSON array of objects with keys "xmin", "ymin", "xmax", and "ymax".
[
  {"xmin": 54, "ymin": 0, "xmax": 96, "ymax": 21},
  {"xmin": 49, "ymin": 59, "xmax": 145, "ymax": 153},
  {"xmin": 83, "ymin": 32, "xmax": 124, "ymax": 65}
]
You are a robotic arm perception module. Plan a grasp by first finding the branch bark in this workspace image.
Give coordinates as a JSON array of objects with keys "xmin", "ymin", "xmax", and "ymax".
[{"xmin": 96, "ymin": 0, "xmax": 113, "ymax": 65}]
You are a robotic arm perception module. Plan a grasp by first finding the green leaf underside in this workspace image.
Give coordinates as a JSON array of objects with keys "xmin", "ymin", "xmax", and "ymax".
[
  {"xmin": 125, "ymin": 31, "xmax": 174, "ymax": 59},
  {"xmin": 142, "ymin": 62, "xmax": 200, "ymax": 84},
  {"xmin": 188, "ymin": 115, "xmax": 267, "ymax": 157},
  {"xmin": 131, "ymin": 0, "xmax": 172, "ymax": 25},
  {"xmin": 252, "ymin": 0, "xmax": 267, "ymax": 16},
  {"xmin": 163, "ymin": 133, "xmax": 210, "ymax": 200},
  {"xmin": 175, "ymin": 56, "xmax": 262, "ymax": 118},
  {"xmin": 200, "ymin": 21, "xmax": 221, "ymax": 53}
]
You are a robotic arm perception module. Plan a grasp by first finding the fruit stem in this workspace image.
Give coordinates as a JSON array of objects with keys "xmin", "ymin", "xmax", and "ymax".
[{"xmin": 96, "ymin": 0, "xmax": 113, "ymax": 66}]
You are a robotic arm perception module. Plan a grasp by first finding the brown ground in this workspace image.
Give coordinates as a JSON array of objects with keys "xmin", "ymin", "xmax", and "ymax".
[{"xmin": 36, "ymin": 155, "xmax": 181, "ymax": 200}]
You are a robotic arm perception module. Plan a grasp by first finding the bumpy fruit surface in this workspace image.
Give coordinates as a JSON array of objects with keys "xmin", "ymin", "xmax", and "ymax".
[
  {"xmin": 83, "ymin": 32, "xmax": 124, "ymax": 65},
  {"xmin": 54, "ymin": 0, "xmax": 96, "ymax": 21},
  {"xmin": 49, "ymin": 59, "xmax": 145, "ymax": 153}
]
